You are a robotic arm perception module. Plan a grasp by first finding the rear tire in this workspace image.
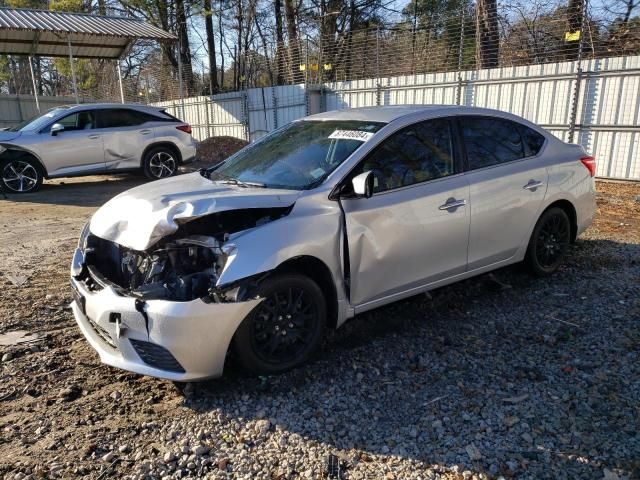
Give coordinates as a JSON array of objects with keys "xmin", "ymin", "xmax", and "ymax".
[
  {"xmin": 525, "ymin": 207, "xmax": 571, "ymax": 276},
  {"xmin": 0, "ymin": 156, "xmax": 43, "ymax": 193},
  {"xmin": 142, "ymin": 146, "xmax": 178, "ymax": 180},
  {"xmin": 233, "ymin": 273, "xmax": 326, "ymax": 375}
]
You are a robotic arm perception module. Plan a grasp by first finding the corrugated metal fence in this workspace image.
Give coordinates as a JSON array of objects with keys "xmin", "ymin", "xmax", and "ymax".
[
  {"xmin": 0, "ymin": 95, "xmax": 76, "ymax": 129},
  {"xmin": 158, "ymin": 54, "xmax": 639, "ymax": 182}
]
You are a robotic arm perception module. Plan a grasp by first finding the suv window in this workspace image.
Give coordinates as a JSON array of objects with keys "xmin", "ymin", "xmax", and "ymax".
[
  {"xmin": 96, "ymin": 109, "xmax": 159, "ymax": 128},
  {"xmin": 356, "ymin": 118, "xmax": 456, "ymax": 193},
  {"xmin": 461, "ymin": 116, "xmax": 525, "ymax": 170},
  {"xmin": 44, "ymin": 110, "xmax": 95, "ymax": 133}
]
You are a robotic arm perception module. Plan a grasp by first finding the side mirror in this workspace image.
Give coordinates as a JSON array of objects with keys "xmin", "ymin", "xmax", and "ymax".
[
  {"xmin": 352, "ymin": 170, "xmax": 374, "ymax": 198},
  {"xmin": 50, "ymin": 123, "xmax": 64, "ymax": 136}
]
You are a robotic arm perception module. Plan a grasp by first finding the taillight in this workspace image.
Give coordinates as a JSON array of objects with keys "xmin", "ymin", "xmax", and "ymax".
[
  {"xmin": 176, "ymin": 124, "xmax": 192, "ymax": 135},
  {"xmin": 580, "ymin": 156, "xmax": 596, "ymax": 177}
]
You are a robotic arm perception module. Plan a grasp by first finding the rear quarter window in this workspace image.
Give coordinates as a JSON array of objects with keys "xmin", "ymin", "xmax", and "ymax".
[
  {"xmin": 521, "ymin": 126, "xmax": 546, "ymax": 156},
  {"xmin": 460, "ymin": 116, "xmax": 525, "ymax": 170}
]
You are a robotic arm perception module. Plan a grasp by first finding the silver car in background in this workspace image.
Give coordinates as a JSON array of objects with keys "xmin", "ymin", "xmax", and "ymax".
[
  {"xmin": 0, "ymin": 103, "xmax": 197, "ymax": 193},
  {"xmin": 70, "ymin": 105, "xmax": 596, "ymax": 381}
]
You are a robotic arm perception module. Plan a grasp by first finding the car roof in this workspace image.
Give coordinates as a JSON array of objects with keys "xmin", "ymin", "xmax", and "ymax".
[
  {"xmin": 49, "ymin": 103, "xmax": 165, "ymax": 114},
  {"xmin": 304, "ymin": 105, "xmax": 535, "ymax": 125}
]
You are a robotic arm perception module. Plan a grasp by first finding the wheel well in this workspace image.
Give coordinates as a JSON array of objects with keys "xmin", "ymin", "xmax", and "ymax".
[
  {"xmin": 141, "ymin": 142, "xmax": 182, "ymax": 167},
  {"xmin": 544, "ymin": 199, "xmax": 578, "ymax": 242},
  {"xmin": 0, "ymin": 148, "xmax": 48, "ymax": 177},
  {"xmin": 275, "ymin": 256, "xmax": 339, "ymax": 329}
]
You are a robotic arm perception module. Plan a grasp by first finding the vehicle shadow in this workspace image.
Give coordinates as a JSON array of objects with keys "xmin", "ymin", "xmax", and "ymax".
[
  {"xmin": 0, "ymin": 175, "xmax": 147, "ymax": 208},
  {"xmin": 178, "ymin": 239, "xmax": 640, "ymax": 478}
]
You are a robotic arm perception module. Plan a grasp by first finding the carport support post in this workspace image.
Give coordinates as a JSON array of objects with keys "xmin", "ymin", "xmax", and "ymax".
[
  {"xmin": 116, "ymin": 60, "xmax": 125, "ymax": 104},
  {"xmin": 67, "ymin": 35, "xmax": 79, "ymax": 104},
  {"xmin": 28, "ymin": 56, "xmax": 40, "ymax": 113}
]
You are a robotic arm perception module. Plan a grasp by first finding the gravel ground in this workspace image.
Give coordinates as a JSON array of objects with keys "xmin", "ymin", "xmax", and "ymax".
[{"xmin": 0, "ymin": 179, "xmax": 638, "ymax": 480}]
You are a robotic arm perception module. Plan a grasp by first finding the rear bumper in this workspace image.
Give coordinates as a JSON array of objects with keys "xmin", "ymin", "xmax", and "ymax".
[
  {"xmin": 70, "ymin": 265, "xmax": 260, "ymax": 381},
  {"xmin": 179, "ymin": 141, "xmax": 197, "ymax": 165},
  {"xmin": 182, "ymin": 154, "xmax": 196, "ymax": 164}
]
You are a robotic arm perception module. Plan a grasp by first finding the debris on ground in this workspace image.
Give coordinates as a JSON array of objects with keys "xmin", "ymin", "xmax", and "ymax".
[{"xmin": 183, "ymin": 136, "xmax": 249, "ymax": 172}]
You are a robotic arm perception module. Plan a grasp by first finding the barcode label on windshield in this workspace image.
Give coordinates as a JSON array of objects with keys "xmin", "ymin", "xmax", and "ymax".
[{"xmin": 329, "ymin": 130, "xmax": 374, "ymax": 142}]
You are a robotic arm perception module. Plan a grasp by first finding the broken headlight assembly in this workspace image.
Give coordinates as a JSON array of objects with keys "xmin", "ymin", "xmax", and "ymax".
[
  {"xmin": 71, "ymin": 221, "xmax": 91, "ymax": 278},
  {"xmin": 85, "ymin": 234, "xmax": 235, "ymax": 302},
  {"xmin": 122, "ymin": 235, "xmax": 228, "ymax": 302}
]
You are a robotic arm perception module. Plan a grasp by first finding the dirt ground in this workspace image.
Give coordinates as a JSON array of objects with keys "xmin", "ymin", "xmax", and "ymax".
[{"xmin": 0, "ymin": 176, "xmax": 638, "ymax": 479}]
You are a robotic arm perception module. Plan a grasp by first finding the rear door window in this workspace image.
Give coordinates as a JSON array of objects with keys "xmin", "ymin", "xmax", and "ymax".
[
  {"xmin": 460, "ymin": 116, "xmax": 525, "ymax": 170},
  {"xmin": 96, "ymin": 109, "xmax": 158, "ymax": 129}
]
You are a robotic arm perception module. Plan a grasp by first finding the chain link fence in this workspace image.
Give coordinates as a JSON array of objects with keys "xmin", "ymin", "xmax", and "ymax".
[{"xmin": 1, "ymin": 3, "xmax": 639, "ymax": 102}]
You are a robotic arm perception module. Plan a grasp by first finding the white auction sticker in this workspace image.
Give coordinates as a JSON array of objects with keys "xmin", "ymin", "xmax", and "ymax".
[{"xmin": 328, "ymin": 130, "xmax": 374, "ymax": 142}]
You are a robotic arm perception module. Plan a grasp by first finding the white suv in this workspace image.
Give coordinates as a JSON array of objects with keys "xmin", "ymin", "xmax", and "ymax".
[{"xmin": 0, "ymin": 103, "xmax": 197, "ymax": 193}]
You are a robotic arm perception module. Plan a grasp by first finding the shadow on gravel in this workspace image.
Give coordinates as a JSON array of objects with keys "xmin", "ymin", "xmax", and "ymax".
[
  {"xmin": 177, "ymin": 239, "xmax": 640, "ymax": 478},
  {"xmin": 0, "ymin": 175, "xmax": 147, "ymax": 207}
]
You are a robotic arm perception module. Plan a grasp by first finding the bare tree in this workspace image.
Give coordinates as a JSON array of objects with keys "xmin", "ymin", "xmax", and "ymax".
[
  {"xmin": 203, "ymin": 0, "xmax": 219, "ymax": 93},
  {"xmin": 476, "ymin": 0, "xmax": 500, "ymax": 68},
  {"xmin": 284, "ymin": 0, "xmax": 303, "ymax": 82}
]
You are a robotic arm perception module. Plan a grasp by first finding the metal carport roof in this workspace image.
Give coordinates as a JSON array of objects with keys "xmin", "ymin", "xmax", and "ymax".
[{"xmin": 0, "ymin": 7, "xmax": 176, "ymax": 59}]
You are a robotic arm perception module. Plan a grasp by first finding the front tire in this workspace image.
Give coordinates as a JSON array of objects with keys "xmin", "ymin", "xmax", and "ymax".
[
  {"xmin": 0, "ymin": 156, "xmax": 43, "ymax": 193},
  {"xmin": 525, "ymin": 207, "xmax": 571, "ymax": 276},
  {"xmin": 233, "ymin": 273, "xmax": 326, "ymax": 375},
  {"xmin": 142, "ymin": 146, "xmax": 178, "ymax": 180}
]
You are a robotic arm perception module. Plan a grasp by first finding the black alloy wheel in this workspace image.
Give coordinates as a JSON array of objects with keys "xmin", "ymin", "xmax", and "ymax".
[
  {"xmin": 233, "ymin": 273, "xmax": 326, "ymax": 374},
  {"xmin": 526, "ymin": 207, "xmax": 571, "ymax": 276}
]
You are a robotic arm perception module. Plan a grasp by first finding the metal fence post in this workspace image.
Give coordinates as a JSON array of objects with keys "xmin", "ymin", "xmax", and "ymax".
[
  {"xmin": 271, "ymin": 87, "xmax": 278, "ymax": 129},
  {"xmin": 568, "ymin": 0, "xmax": 588, "ymax": 144},
  {"xmin": 376, "ymin": 26, "xmax": 381, "ymax": 106},
  {"xmin": 456, "ymin": 7, "xmax": 465, "ymax": 105},
  {"xmin": 242, "ymin": 88, "xmax": 250, "ymax": 141},
  {"xmin": 204, "ymin": 95, "xmax": 211, "ymax": 139},
  {"xmin": 304, "ymin": 35, "xmax": 310, "ymax": 116}
]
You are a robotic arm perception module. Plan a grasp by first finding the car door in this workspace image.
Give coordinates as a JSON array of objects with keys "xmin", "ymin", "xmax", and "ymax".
[
  {"xmin": 95, "ymin": 108, "xmax": 156, "ymax": 170},
  {"xmin": 37, "ymin": 110, "xmax": 105, "ymax": 176},
  {"xmin": 339, "ymin": 118, "xmax": 470, "ymax": 308},
  {"xmin": 459, "ymin": 116, "xmax": 549, "ymax": 270}
]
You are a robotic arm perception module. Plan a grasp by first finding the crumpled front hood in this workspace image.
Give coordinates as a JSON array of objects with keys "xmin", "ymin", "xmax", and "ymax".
[
  {"xmin": 90, "ymin": 172, "xmax": 301, "ymax": 251},
  {"xmin": 0, "ymin": 130, "xmax": 22, "ymax": 142}
]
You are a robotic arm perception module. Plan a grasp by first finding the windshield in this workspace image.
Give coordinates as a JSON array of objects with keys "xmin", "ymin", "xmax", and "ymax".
[
  {"xmin": 8, "ymin": 107, "xmax": 71, "ymax": 132},
  {"xmin": 206, "ymin": 120, "xmax": 385, "ymax": 190}
]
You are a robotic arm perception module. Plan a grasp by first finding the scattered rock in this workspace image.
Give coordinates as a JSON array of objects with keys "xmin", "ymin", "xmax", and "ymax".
[
  {"xmin": 465, "ymin": 443, "xmax": 482, "ymax": 461},
  {"xmin": 101, "ymin": 452, "xmax": 115, "ymax": 462}
]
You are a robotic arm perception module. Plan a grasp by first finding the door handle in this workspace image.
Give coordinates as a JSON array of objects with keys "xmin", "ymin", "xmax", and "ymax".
[
  {"xmin": 140, "ymin": 129, "xmax": 152, "ymax": 135},
  {"xmin": 88, "ymin": 134, "xmax": 100, "ymax": 139},
  {"xmin": 439, "ymin": 198, "xmax": 467, "ymax": 210},
  {"xmin": 523, "ymin": 180, "xmax": 544, "ymax": 190}
]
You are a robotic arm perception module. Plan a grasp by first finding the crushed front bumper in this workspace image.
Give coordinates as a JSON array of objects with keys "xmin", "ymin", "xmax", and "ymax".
[{"xmin": 70, "ymin": 254, "xmax": 260, "ymax": 381}]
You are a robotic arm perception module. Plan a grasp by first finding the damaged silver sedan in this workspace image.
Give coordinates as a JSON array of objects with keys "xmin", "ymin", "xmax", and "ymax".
[{"xmin": 70, "ymin": 106, "xmax": 596, "ymax": 380}]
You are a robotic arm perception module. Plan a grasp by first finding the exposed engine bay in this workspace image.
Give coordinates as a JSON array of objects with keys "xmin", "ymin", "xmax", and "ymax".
[{"xmin": 83, "ymin": 207, "xmax": 291, "ymax": 301}]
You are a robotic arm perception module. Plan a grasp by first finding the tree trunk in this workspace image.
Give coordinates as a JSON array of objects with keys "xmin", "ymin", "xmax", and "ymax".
[
  {"xmin": 475, "ymin": 0, "xmax": 499, "ymax": 69},
  {"xmin": 319, "ymin": 0, "xmax": 340, "ymax": 81},
  {"xmin": 175, "ymin": 0, "xmax": 195, "ymax": 94},
  {"xmin": 274, "ymin": 0, "xmax": 285, "ymax": 84},
  {"xmin": 203, "ymin": 0, "xmax": 219, "ymax": 93},
  {"xmin": 566, "ymin": 0, "xmax": 584, "ymax": 59},
  {"xmin": 284, "ymin": 0, "xmax": 302, "ymax": 83},
  {"xmin": 218, "ymin": 0, "xmax": 225, "ymax": 89},
  {"xmin": 236, "ymin": 0, "xmax": 243, "ymax": 90},
  {"xmin": 255, "ymin": 12, "xmax": 274, "ymax": 86}
]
